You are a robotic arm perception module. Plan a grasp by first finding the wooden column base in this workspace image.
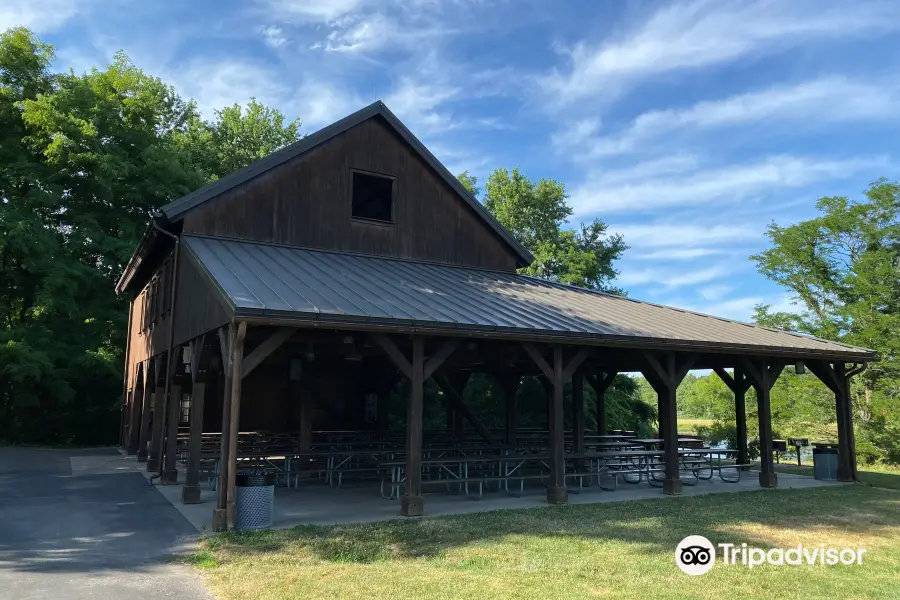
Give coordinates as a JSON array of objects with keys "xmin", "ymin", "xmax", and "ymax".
[
  {"xmin": 212, "ymin": 508, "xmax": 227, "ymax": 532},
  {"xmin": 546, "ymin": 485, "xmax": 568, "ymax": 504},
  {"xmin": 161, "ymin": 469, "xmax": 178, "ymax": 484},
  {"xmin": 663, "ymin": 478, "xmax": 683, "ymax": 495},
  {"xmin": 400, "ymin": 495, "xmax": 424, "ymax": 517},
  {"xmin": 181, "ymin": 485, "xmax": 202, "ymax": 504},
  {"xmin": 758, "ymin": 471, "xmax": 778, "ymax": 488},
  {"xmin": 146, "ymin": 458, "xmax": 160, "ymax": 472}
]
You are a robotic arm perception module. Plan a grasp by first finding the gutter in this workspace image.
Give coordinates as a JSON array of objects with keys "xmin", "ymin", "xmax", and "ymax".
[{"xmin": 150, "ymin": 219, "xmax": 181, "ymax": 477}]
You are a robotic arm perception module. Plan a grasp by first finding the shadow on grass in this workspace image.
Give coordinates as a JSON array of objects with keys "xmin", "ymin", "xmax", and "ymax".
[
  {"xmin": 771, "ymin": 463, "xmax": 900, "ymax": 490},
  {"xmin": 199, "ymin": 485, "xmax": 900, "ymax": 566}
]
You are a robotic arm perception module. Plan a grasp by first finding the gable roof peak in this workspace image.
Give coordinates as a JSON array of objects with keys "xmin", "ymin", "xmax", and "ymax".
[{"xmin": 159, "ymin": 100, "xmax": 533, "ymax": 266}]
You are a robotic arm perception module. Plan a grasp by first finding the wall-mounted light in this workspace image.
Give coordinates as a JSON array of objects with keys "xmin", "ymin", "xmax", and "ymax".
[{"xmin": 795, "ymin": 361, "xmax": 806, "ymax": 375}]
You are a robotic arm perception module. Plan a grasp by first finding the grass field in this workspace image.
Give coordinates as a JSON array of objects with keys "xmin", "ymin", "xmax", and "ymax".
[
  {"xmin": 189, "ymin": 484, "xmax": 900, "ymax": 600},
  {"xmin": 677, "ymin": 418, "xmax": 715, "ymax": 433}
]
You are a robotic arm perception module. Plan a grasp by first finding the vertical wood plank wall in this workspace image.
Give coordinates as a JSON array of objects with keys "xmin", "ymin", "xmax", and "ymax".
[{"xmin": 180, "ymin": 116, "xmax": 519, "ymax": 272}]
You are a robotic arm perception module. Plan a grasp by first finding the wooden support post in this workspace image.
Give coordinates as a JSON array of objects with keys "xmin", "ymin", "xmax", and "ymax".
[
  {"xmin": 501, "ymin": 374, "xmax": 519, "ymax": 446},
  {"xmin": 642, "ymin": 352, "xmax": 696, "ymax": 495},
  {"xmin": 402, "ymin": 337, "xmax": 425, "ymax": 517},
  {"xmin": 713, "ymin": 366, "xmax": 752, "ymax": 466},
  {"xmin": 547, "ymin": 345, "xmax": 566, "ymax": 503},
  {"xmin": 137, "ymin": 362, "xmax": 153, "ymax": 461},
  {"xmin": 807, "ymin": 360, "xmax": 859, "ymax": 482},
  {"xmin": 573, "ymin": 368, "xmax": 585, "ymax": 455},
  {"xmin": 127, "ymin": 376, "xmax": 144, "ymax": 455},
  {"xmin": 522, "ymin": 343, "xmax": 588, "ymax": 505},
  {"xmin": 377, "ymin": 374, "xmax": 392, "ymax": 434},
  {"xmin": 225, "ymin": 322, "xmax": 247, "ymax": 531},
  {"xmin": 182, "ymin": 336, "xmax": 208, "ymax": 504},
  {"xmin": 213, "ymin": 326, "xmax": 233, "ymax": 532},
  {"xmin": 161, "ymin": 382, "xmax": 182, "ymax": 484},
  {"xmin": 298, "ymin": 378, "xmax": 313, "ymax": 455},
  {"xmin": 147, "ymin": 360, "xmax": 166, "ymax": 472},
  {"xmin": 740, "ymin": 357, "xmax": 785, "ymax": 489},
  {"xmin": 586, "ymin": 372, "xmax": 616, "ymax": 435}
]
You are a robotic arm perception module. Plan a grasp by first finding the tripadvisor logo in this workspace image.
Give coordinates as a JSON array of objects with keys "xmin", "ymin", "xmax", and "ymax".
[{"xmin": 675, "ymin": 536, "xmax": 867, "ymax": 575}]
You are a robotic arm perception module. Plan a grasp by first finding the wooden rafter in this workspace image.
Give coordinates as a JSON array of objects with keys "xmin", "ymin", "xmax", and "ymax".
[{"xmin": 241, "ymin": 327, "xmax": 295, "ymax": 379}]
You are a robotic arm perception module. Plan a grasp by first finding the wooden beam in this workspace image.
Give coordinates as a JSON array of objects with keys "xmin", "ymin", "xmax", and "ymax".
[
  {"xmin": 423, "ymin": 338, "xmax": 462, "ymax": 380},
  {"xmin": 522, "ymin": 343, "xmax": 553, "ymax": 380},
  {"xmin": 641, "ymin": 351, "xmax": 670, "ymax": 390},
  {"xmin": 225, "ymin": 321, "xmax": 247, "ymax": 531},
  {"xmin": 712, "ymin": 366, "xmax": 736, "ymax": 392},
  {"xmin": 673, "ymin": 353, "xmax": 697, "ymax": 383},
  {"xmin": 434, "ymin": 372, "xmax": 498, "ymax": 445},
  {"xmin": 562, "ymin": 348, "xmax": 589, "ymax": 380},
  {"xmin": 547, "ymin": 345, "xmax": 567, "ymax": 504},
  {"xmin": 241, "ymin": 327, "xmax": 295, "ymax": 379},
  {"xmin": 182, "ymin": 336, "xmax": 207, "ymax": 504},
  {"xmin": 806, "ymin": 360, "xmax": 842, "ymax": 395},
  {"xmin": 573, "ymin": 368, "xmax": 585, "ymax": 455},
  {"xmin": 137, "ymin": 362, "xmax": 153, "ymax": 461},
  {"xmin": 401, "ymin": 337, "xmax": 425, "ymax": 517},
  {"xmin": 373, "ymin": 334, "xmax": 413, "ymax": 379},
  {"xmin": 213, "ymin": 325, "xmax": 233, "ymax": 532}
]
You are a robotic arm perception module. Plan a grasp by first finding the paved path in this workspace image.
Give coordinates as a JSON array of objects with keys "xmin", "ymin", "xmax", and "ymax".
[{"xmin": 0, "ymin": 447, "xmax": 211, "ymax": 600}]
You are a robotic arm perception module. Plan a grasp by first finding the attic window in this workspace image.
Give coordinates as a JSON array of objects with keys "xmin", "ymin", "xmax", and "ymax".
[{"xmin": 351, "ymin": 171, "xmax": 394, "ymax": 223}]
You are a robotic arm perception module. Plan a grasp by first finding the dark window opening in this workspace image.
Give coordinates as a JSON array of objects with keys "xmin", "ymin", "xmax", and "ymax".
[{"xmin": 351, "ymin": 171, "xmax": 393, "ymax": 223}]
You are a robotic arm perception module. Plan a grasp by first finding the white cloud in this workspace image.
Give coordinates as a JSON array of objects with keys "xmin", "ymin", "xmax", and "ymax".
[
  {"xmin": 541, "ymin": 0, "xmax": 900, "ymax": 104},
  {"xmin": 698, "ymin": 284, "xmax": 735, "ymax": 301},
  {"xmin": 383, "ymin": 76, "xmax": 461, "ymax": 135},
  {"xmin": 571, "ymin": 154, "xmax": 892, "ymax": 215},
  {"xmin": 608, "ymin": 223, "xmax": 761, "ymax": 249},
  {"xmin": 290, "ymin": 80, "xmax": 367, "ymax": 129},
  {"xmin": 166, "ymin": 59, "xmax": 292, "ymax": 120},
  {"xmin": 262, "ymin": 0, "xmax": 364, "ymax": 22},
  {"xmin": 259, "ymin": 25, "xmax": 288, "ymax": 48},
  {"xmin": 0, "ymin": 0, "xmax": 88, "ymax": 32},
  {"xmin": 580, "ymin": 78, "xmax": 900, "ymax": 157},
  {"xmin": 618, "ymin": 263, "xmax": 732, "ymax": 289}
]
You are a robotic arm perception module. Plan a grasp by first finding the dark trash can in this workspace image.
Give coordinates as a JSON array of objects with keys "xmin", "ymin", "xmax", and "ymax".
[
  {"xmin": 235, "ymin": 472, "xmax": 276, "ymax": 530},
  {"xmin": 812, "ymin": 447, "xmax": 839, "ymax": 481}
]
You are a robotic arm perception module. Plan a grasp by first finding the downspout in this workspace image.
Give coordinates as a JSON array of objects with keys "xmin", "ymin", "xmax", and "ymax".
[{"xmin": 150, "ymin": 219, "xmax": 181, "ymax": 478}]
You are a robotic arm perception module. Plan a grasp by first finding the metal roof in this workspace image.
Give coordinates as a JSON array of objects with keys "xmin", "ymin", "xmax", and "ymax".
[
  {"xmin": 183, "ymin": 235, "xmax": 875, "ymax": 360},
  {"xmin": 159, "ymin": 100, "xmax": 533, "ymax": 267}
]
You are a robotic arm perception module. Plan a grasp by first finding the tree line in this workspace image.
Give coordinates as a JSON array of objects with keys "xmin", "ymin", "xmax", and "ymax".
[{"xmin": 1, "ymin": 27, "xmax": 897, "ymax": 464}]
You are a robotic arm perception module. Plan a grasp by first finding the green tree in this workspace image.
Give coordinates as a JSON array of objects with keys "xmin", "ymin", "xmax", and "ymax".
[
  {"xmin": 184, "ymin": 98, "xmax": 301, "ymax": 180},
  {"xmin": 0, "ymin": 27, "xmax": 304, "ymax": 444},
  {"xmin": 461, "ymin": 168, "xmax": 627, "ymax": 292},
  {"xmin": 752, "ymin": 179, "xmax": 900, "ymax": 464},
  {"xmin": 752, "ymin": 180, "xmax": 900, "ymax": 422}
]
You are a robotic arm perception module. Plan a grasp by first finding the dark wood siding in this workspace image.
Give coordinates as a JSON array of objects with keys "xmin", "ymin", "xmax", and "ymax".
[
  {"xmin": 171, "ymin": 249, "xmax": 233, "ymax": 348},
  {"xmin": 181, "ymin": 116, "xmax": 519, "ymax": 271}
]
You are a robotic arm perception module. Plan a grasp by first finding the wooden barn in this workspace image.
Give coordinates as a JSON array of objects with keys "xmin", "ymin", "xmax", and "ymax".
[{"xmin": 115, "ymin": 101, "xmax": 875, "ymax": 531}]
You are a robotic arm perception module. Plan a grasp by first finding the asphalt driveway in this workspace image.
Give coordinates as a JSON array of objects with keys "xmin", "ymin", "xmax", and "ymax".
[{"xmin": 0, "ymin": 447, "xmax": 211, "ymax": 600}]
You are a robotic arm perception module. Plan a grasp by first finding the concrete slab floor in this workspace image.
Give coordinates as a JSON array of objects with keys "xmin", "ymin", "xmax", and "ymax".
[{"xmin": 125, "ymin": 453, "xmax": 843, "ymax": 532}]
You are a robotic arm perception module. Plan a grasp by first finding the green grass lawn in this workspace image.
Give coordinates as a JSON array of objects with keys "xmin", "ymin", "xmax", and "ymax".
[
  {"xmin": 189, "ymin": 484, "xmax": 900, "ymax": 600},
  {"xmin": 677, "ymin": 418, "xmax": 715, "ymax": 433}
]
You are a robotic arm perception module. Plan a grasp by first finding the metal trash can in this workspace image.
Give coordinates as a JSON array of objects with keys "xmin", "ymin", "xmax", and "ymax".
[
  {"xmin": 812, "ymin": 447, "xmax": 839, "ymax": 481},
  {"xmin": 235, "ymin": 472, "xmax": 276, "ymax": 530}
]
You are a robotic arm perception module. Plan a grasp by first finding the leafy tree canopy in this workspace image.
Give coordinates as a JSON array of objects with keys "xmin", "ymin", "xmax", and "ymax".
[{"xmin": 460, "ymin": 168, "xmax": 628, "ymax": 292}]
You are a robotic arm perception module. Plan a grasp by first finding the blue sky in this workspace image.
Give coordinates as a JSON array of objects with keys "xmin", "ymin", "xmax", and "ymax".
[{"xmin": 6, "ymin": 0, "xmax": 900, "ymax": 322}]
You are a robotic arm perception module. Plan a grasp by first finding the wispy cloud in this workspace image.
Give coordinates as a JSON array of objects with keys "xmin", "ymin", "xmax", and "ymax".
[
  {"xmin": 1, "ymin": 0, "xmax": 91, "ymax": 32},
  {"xmin": 575, "ymin": 77, "xmax": 900, "ymax": 157},
  {"xmin": 618, "ymin": 263, "xmax": 733, "ymax": 288},
  {"xmin": 571, "ymin": 154, "xmax": 892, "ymax": 215},
  {"xmin": 540, "ymin": 0, "xmax": 900, "ymax": 105},
  {"xmin": 259, "ymin": 25, "xmax": 288, "ymax": 48},
  {"xmin": 609, "ymin": 223, "xmax": 761, "ymax": 250}
]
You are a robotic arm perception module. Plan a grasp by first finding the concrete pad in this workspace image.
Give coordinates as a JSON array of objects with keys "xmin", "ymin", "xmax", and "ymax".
[{"xmin": 135, "ymin": 453, "xmax": 842, "ymax": 532}]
